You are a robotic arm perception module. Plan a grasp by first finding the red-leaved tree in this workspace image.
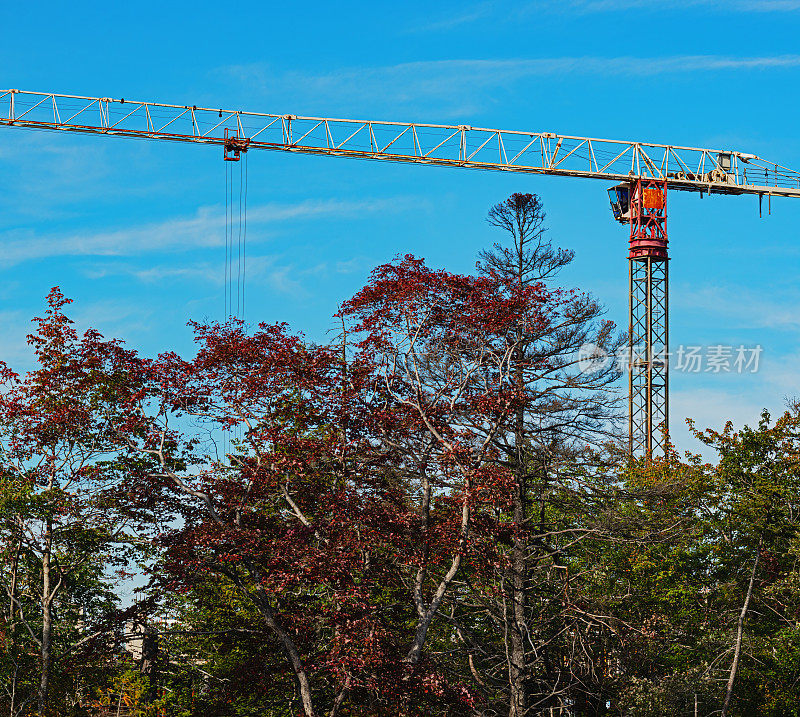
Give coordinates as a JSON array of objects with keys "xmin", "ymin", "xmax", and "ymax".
[
  {"xmin": 123, "ymin": 320, "xmax": 435, "ymax": 715},
  {"xmin": 0, "ymin": 289, "xmax": 151, "ymax": 715},
  {"xmin": 338, "ymin": 255, "xmax": 551, "ymax": 673}
]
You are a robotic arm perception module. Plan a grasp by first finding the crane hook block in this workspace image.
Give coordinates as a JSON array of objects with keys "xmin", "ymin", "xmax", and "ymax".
[{"xmin": 223, "ymin": 128, "xmax": 249, "ymax": 162}]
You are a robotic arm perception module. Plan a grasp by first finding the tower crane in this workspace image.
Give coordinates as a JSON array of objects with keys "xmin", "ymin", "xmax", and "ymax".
[{"xmin": 3, "ymin": 88, "xmax": 800, "ymax": 456}]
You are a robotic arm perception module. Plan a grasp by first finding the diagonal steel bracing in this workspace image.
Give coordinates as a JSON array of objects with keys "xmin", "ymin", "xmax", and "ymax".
[
  {"xmin": 2, "ymin": 89, "xmax": 800, "ymax": 198},
  {"xmin": 628, "ymin": 180, "xmax": 669, "ymax": 457},
  {"xmin": 629, "ymin": 257, "xmax": 668, "ymax": 456}
]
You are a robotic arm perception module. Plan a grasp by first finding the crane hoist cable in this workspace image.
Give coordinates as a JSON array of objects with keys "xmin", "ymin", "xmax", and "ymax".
[
  {"xmin": 224, "ymin": 151, "xmax": 248, "ymax": 320},
  {"xmin": 243, "ymin": 151, "xmax": 248, "ymax": 320}
]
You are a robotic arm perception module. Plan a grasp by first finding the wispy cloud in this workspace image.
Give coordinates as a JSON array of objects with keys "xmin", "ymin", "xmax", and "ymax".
[
  {"xmin": 560, "ymin": 0, "xmax": 800, "ymax": 12},
  {"xmin": 0, "ymin": 197, "xmax": 418, "ymax": 267},
  {"xmin": 671, "ymin": 345, "xmax": 800, "ymax": 455},
  {"xmin": 85, "ymin": 261, "xmax": 221, "ymax": 285},
  {"xmin": 0, "ymin": 299, "xmax": 162, "ymax": 371},
  {"xmin": 410, "ymin": 2, "xmax": 496, "ymax": 32},
  {"xmin": 83, "ymin": 255, "xmax": 308, "ymax": 296},
  {"xmin": 69, "ymin": 298, "xmax": 160, "ymax": 341},
  {"xmin": 0, "ymin": 309, "xmax": 36, "ymax": 367},
  {"xmin": 414, "ymin": 0, "xmax": 800, "ymax": 33},
  {"xmin": 673, "ymin": 284, "xmax": 800, "ymax": 330},
  {"xmin": 220, "ymin": 54, "xmax": 800, "ymax": 118},
  {"xmin": 759, "ymin": 350, "xmax": 800, "ymax": 397},
  {"xmin": 670, "ymin": 385, "xmax": 766, "ymax": 456}
]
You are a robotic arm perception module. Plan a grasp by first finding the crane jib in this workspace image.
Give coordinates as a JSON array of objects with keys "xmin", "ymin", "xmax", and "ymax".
[{"xmin": 1, "ymin": 89, "xmax": 799, "ymax": 199}]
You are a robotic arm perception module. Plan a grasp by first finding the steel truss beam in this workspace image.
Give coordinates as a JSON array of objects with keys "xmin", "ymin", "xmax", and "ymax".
[{"xmin": 2, "ymin": 89, "xmax": 800, "ymax": 197}]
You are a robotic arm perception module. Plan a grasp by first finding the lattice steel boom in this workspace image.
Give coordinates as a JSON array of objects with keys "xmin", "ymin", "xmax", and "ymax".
[
  {"xmin": 3, "ymin": 88, "xmax": 800, "ymax": 458},
  {"xmin": 3, "ymin": 89, "xmax": 800, "ymax": 197}
]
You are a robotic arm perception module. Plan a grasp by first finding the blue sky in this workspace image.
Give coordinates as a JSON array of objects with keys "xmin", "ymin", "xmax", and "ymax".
[{"xmin": 3, "ymin": 0, "xmax": 800, "ymax": 454}]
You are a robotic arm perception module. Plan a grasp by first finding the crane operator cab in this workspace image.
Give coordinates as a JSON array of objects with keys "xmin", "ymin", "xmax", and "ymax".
[{"xmin": 608, "ymin": 183, "xmax": 631, "ymax": 224}]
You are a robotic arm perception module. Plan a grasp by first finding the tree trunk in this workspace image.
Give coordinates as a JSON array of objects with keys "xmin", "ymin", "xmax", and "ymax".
[
  {"xmin": 8, "ymin": 541, "xmax": 19, "ymax": 717},
  {"xmin": 8, "ymin": 539, "xmax": 19, "ymax": 623},
  {"xmin": 251, "ymin": 581, "xmax": 317, "ymax": 717},
  {"xmin": 721, "ymin": 539, "xmax": 761, "ymax": 717},
  {"xmin": 406, "ymin": 548, "xmax": 465, "ymax": 665},
  {"xmin": 509, "ymin": 276, "xmax": 528, "ymax": 717},
  {"xmin": 405, "ymin": 462, "xmax": 470, "ymax": 666},
  {"xmin": 509, "ymin": 471, "xmax": 528, "ymax": 717},
  {"xmin": 509, "ymin": 298, "xmax": 529, "ymax": 717},
  {"xmin": 37, "ymin": 525, "xmax": 53, "ymax": 715}
]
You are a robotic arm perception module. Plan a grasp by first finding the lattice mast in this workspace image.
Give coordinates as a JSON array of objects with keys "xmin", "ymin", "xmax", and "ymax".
[
  {"xmin": 609, "ymin": 179, "xmax": 670, "ymax": 456},
  {"xmin": 628, "ymin": 180, "xmax": 668, "ymax": 456}
]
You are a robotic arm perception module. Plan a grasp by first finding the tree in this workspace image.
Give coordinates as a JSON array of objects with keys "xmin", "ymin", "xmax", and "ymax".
[
  {"xmin": 467, "ymin": 193, "xmax": 624, "ymax": 715},
  {"xmin": 129, "ymin": 246, "xmax": 571, "ymax": 715},
  {"xmin": 0, "ymin": 288, "xmax": 151, "ymax": 715},
  {"xmin": 611, "ymin": 411, "xmax": 800, "ymax": 716},
  {"xmin": 693, "ymin": 410, "xmax": 800, "ymax": 716},
  {"xmin": 338, "ymin": 254, "xmax": 546, "ymax": 676},
  {"xmin": 124, "ymin": 320, "xmax": 431, "ymax": 716}
]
